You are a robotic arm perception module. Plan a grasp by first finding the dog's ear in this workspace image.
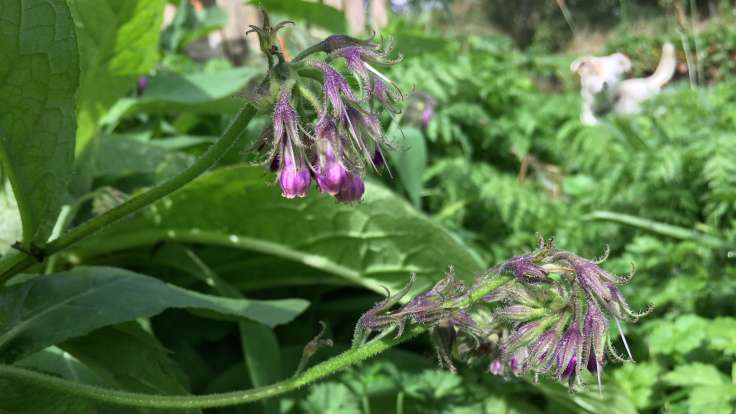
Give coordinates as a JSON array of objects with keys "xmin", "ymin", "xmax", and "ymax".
[
  {"xmin": 612, "ymin": 53, "xmax": 632, "ymax": 72},
  {"xmin": 570, "ymin": 56, "xmax": 592, "ymax": 73}
]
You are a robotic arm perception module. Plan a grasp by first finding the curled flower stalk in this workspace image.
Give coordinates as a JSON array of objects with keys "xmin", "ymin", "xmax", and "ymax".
[
  {"xmin": 354, "ymin": 238, "xmax": 652, "ymax": 393},
  {"xmin": 250, "ymin": 16, "xmax": 403, "ymax": 203}
]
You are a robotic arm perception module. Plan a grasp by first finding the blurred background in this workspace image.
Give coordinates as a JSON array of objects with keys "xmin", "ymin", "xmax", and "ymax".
[{"xmin": 4, "ymin": 1, "xmax": 733, "ymax": 413}]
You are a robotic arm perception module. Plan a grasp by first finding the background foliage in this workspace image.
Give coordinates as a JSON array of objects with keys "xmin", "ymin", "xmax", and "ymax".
[{"xmin": 0, "ymin": 0, "xmax": 735, "ymax": 413}]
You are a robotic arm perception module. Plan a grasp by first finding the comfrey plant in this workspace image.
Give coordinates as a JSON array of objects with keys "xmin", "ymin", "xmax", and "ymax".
[
  {"xmin": 249, "ymin": 13, "xmax": 401, "ymax": 202},
  {"xmin": 354, "ymin": 238, "xmax": 652, "ymax": 393},
  {"xmin": 0, "ymin": 239, "xmax": 650, "ymax": 408}
]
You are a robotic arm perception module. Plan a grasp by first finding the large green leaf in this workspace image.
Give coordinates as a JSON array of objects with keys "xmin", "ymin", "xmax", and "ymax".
[
  {"xmin": 74, "ymin": 165, "xmax": 486, "ymax": 294},
  {"xmin": 0, "ymin": 0, "xmax": 80, "ymax": 247},
  {"xmin": 0, "ymin": 266, "xmax": 309, "ymax": 363},
  {"xmin": 251, "ymin": 0, "xmax": 347, "ymax": 34},
  {"xmin": 0, "ymin": 379, "xmax": 98, "ymax": 414},
  {"xmin": 102, "ymin": 68, "xmax": 261, "ymax": 124},
  {"xmin": 69, "ymin": 0, "xmax": 166, "ymax": 152}
]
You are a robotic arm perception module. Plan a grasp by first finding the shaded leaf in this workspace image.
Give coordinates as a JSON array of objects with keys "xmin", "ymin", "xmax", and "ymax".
[
  {"xmin": 61, "ymin": 323, "xmax": 201, "ymax": 414},
  {"xmin": 0, "ymin": 0, "xmax": 80, "ymax": 246},
  {"xmin": 0, "ymin": 266, "xmax": 309, "ymax": 362},
  {"xmin": 301, "ymin": 382, "xmax": 361, "ymax": 414}
]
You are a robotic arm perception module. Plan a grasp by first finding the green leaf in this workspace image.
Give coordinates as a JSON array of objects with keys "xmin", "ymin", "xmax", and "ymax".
[
  {"xmin": 69, "ymin": 0, "xmax": 166, "ymax": 152},
  {"xmin": 0, "ymin": 0, "xmax": 80, "ymax": 247},
  {"xmin": 647, "ymin": 315, "xmax": 708, "ymax": 355},
  {"xmin": 662, "ymin": 363, "xmax": 727, "ymax": 387},
  {"xmin": 613, "ymin": 362, "xmax": 661, "ymax": 409},
  {"xmin": 102, "ymin": 68, "xmax": 260, "ymax": 123},
  {"xmin": 0, "ymin": 266, "xmax": 309, "ymax": 362},
  {"xmin": 252, "ymin": 0, "xmax": 347, "ymax": 34},
  {"xmin": 61, "ymin": 323, "xmax": 201, "ymax": 414},
  {"xmin": 74, "ymin": 165, "xmax": 486, "ymax": 295},
  {"xmin": 389, "ymin": 126, "xmax": 427, "ymax": 207},
  {"xmin": 687, "ymin": 385, "xmax": 736, "ymax": 414},
  {"xmin": 0, "ymin": 378, "xmax": 98, "ymax": 414},
  {"xmin": 706, "ymin": 317, "xmax": 736, "ymax": 356},
  {"xmin": 91, "ymin": 134, "xmax": 194, "ymax": 184},
  {"xmin": 301, "ymin": 382, "xmax": 361, "ymax": 414}
]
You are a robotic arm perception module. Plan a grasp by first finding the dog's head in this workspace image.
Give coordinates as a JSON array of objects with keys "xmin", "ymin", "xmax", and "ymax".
[{"xmin": 571, "ymin": 53, "xmax": 631, "ymax": 94}]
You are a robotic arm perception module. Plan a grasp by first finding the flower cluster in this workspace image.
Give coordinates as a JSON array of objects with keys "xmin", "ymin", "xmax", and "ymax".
[
  {"xmin": 353, "ymin": 238, "xmax": 651, "ymax": 392},
  {"xmin": 249, "ymin": 17, "xmax": 402, "ymax": 203}
]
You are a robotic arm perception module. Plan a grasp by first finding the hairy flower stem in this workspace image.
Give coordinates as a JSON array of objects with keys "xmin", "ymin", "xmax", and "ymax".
[
  {"xmin": 0, "ymin": 105, "xmax": 258, "ymax": 282},
  {"xmin": 0, "ymin": 275, "xmax": 513, "ymax": 408}
]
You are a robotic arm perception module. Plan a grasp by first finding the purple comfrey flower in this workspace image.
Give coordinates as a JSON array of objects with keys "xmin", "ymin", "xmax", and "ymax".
[
  {"xmin": 583, "ymin": 300, "xmax": 608, "ymax": 392},
  {"xmin": 527, "ymin": 328, "xmax": 560, "ymax": 371},
  {"xmin": 279, "ymin": 150, "xmax": 311, "ymax": 198},
  {"xmin": 341, "ymin": 106, "xmax": 389, "ymax": 171},
  {"xmin": 552, "ymin": 251, "xmax": 650, "ymax": 322},
  {"xmin": 273, "ymin": 92, "xmax": 303, "ymax": 149},
  {"xmin": 554, "ymin": 319, "xmax": 583, "ymax": 386},
  {"xmin": 314, "ymin": 62, "xmax": 356, "ymax": 117},
  {"xmin": 335, "ymin": 174, "xmax": 365, "ymax": 203},
  {"xmin": 489, "ymin": 358, "xmax": 504, "ymax": 376},
  {"xmin": 314, "ymin": 116, "xmax": 349, "ymax": 195},
  {"xmin": 510, "ymin": 347, "xmax": 530, "ymax": 376},
  {"xmin": 499, "ymin": 254, "xmax": 549, "ymax": 282},
  {"xmin": 331, "ymin": 43, "xmax": 401, "ymax": 98}
]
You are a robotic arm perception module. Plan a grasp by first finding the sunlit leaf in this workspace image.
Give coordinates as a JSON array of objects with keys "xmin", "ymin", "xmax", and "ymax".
[{"xmin": 0, "ymin": 0, "xmax": 80, "ymax": 247}]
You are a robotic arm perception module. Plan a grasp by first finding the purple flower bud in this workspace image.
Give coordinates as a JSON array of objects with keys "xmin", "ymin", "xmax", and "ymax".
[
  {"xmin": 528, "ymin": 328, "xmax": 560, "ymax": 368},
  {"xmin": 500, "ymin": 254, "xmax": 548, "ymax": 282},
  {"xmin": 583, "ymin": 300, "xmax": 608, "ymax": 373},
  {"xmin": 273, "ymin": 92, "xmax": 300, "ymax": 146},
  {"xmin": 489, "ymin": 358, "xmax": 504, "ymax": 376},
  {"xmin": 279, "ymin": 150, "xmax": 311, "ymax": 199},
  {"xmin": 510, "ymin": 347, "xmax": 529, "ymax": 376},
  {"xmin": 494, "ymin": 305, "xmax": 545, "ymax": 322},
  {"xmin": 554, "ymin": 320, "xmax": 583, "ymax": 384},
  {"xmin": 372, "ymin": 148, "xmax": 386, "ymax": 168},
  {"xmin": 136, "ymin": 76, "xmax": 149, "ymax": 94},
  {"xmin": 314, "ymin": 62, "xmax": 356, "ymax": 117},
  {"xmin": 371, "ymin": 77, "xmax": 400, "ymax": 113},
  {"xmin": 335, "ymin": 174, "xmax": 365, "ymax": 203},
  {"xmin": 421, "ymin": 106, "xmax": 434, "ymax": 128}
]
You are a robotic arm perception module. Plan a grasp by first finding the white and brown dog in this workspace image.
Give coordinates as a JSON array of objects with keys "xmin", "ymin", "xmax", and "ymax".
[{"xmin": 571, "ymin": 43, "xmax": 676, "ymax": 125}]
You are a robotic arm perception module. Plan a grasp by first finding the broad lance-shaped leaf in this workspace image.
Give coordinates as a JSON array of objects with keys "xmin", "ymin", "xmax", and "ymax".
[
  {"xmin": 74, "ymin": 165, "xmax": 486, "ymax": 294},
  {"xmin": 0, "ymin": 0, "xmax": 80, "ymax": 247},
  {"xmin": 0, "ymin": 266, "xmax": 309, "ymax": 363},
  {"xmin": 68, "ymin": 0, "xmax": 166, "ymax": 153}
]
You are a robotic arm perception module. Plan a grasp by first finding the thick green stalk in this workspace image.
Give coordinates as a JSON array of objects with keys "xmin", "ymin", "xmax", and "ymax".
[
  {"xmin": 0, "ymin": 105, "xmax": 257, "ymax": 282},
  {"xmin": 0, "ymin": 275, "xmax": 513, "ymax": 409}
]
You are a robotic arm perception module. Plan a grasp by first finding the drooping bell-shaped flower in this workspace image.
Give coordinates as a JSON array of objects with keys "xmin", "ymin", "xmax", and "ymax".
[
  {"xmin": 279, "ymin": 149, "xmax": 311, "ymax": 199},
  {"xmin": 335, "ymin": 174, "xmax": 365, "ymax": 203},
  {"xmin": 314, "ymin": 116, "xmax": 349, "ymax": 195}
]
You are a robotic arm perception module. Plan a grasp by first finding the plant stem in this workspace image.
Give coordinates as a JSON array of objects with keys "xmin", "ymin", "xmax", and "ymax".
[
  {"xmin": 0, "ymin": 274, "xmax": 513, "ymax": 409},
  {"xmin": 0, "ymin": 105, "xmax": 257, "ymax": 282}
]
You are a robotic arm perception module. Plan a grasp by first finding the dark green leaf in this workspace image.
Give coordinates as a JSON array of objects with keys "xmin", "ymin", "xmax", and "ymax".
[
  {"xmin": 0, "ymin": 0, "xmax": 80, "ymax": 246},
  {"xmin": 61, "ymin": 323, "xmax": 201, "ymax": 414},
  {"xmin": 301, "ymin": 382, "xmax": 361, "ymax": 414},
  {"xmin": 0, "ymin": 266, "xmax": 309, "ymax": 362}
]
